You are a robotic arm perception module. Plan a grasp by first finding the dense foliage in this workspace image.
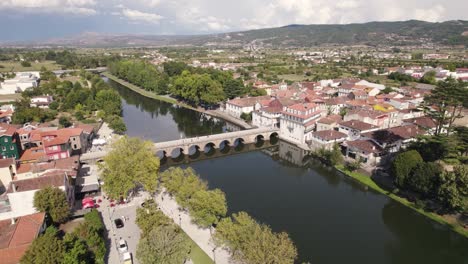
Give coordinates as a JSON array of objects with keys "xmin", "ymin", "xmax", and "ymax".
[
  {"xmin": 13, "ymin": 71, "xmax": 125, "ymax": 133},
  {"xmin": 215, "ymin": 211, "xmax": 297, "ymax": 264},
  {"xmin": 109, "ymin": 60, "xmax": 247, "ymax": 106},
  {"xmin": 98, "ymin": 136, "xmax": 160, "ymax": 199},
  {"xmin": 21, "ymin": 210, "xmax": 106, "ymax": 264},
  {"xmin": 33, "ymin": 187, "xmax": 70, "ymax": 224},
  {"xmin": 391, "ymin": 150, "xmax": 424, "ymax": 187},
  {"xmin": 136, "ymin": 199, "xmax": 190, "ymax": 264},
  {"xmin": 160, "ymin": 167, "xmax": 228, "ymax": 227}
]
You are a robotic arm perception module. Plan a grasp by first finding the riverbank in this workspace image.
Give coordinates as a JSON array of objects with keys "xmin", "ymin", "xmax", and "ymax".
[
  {"xmin": 334, "ymin": 164, "xmax": 468, "ymax": 238},
  {"xmin": 102, "ymin": 72, "xmax": 253, "ymax": 129}
]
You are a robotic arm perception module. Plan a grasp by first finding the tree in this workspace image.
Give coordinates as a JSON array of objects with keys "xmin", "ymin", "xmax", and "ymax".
[
  {"xmin": 329, "ymin": 143, "xmax": 343, "ymax": 166},
  {"xmin": 215, "ymin": 212, "xmax": 297, "ymax": 264},
  {"xmin": 424, "ymin": 78, "xmax": 468, "ymax": 135},
  {"xmin": 136, "ymin": 225, "xmax": 190, "ymax": 264},
  {"xmin": 98, "ymin": 136, "xmax": 160, "ymax": 199},
  {"xmin": 224, "ymin": 78, "xmax": 246, "ymax": 99},
  {"xmin": 391, "ymin": 150, "xmax": 423, "ymax": 187},
  {"xmin": 420, "ymin": 71, "xmax": 436, "ymax": 85},
  {"xmin": 437, "ymin": 165, "xmax": 468, "ymax": 212},
  {"xmin": 74, "ymin": 210, "xmax": 106, "ymax": 264},
  {"xmin": 59, "ymin": 116, "xmax": 72, "ymax": 128},
  {"xmin": 21, "ymin": 61, "xmax": 32, "ymax": 67},
  {"xmin": 407, "ymin": 162, "xmax": 442, "ymax": 197},
  {"xmin": 160, "ymin": 167, "xmax": 207, "ymax": 208},
  {"xmin": 62, "ymin": 234, "xmax": 92, "ymax": 264},
  {"xmin": 106, "ymin": 115, "xmax": 127, "ymax": 134},
  {"xmin": 33, "ymin": 186, "xmax": 70, "ymax": 223},
  {"xmin": 188, "ymin": 189, "xmax": 227, "ymax": 227},
  {"xmin": 21, "ymin": 226, "xmax": 64, "ymax": 264},
  {"xmin": 95, "ymin": 89, "xmax": 122, "ymax": 116},
  {"xmin": 163, "ymin": 61, "xmax": 188, "ymax": 77},
  {"xmin": 136, "ymin": 199, "xmax": 172, "ymax": 236},
  {"xmin": 240, "ymin": 112, "xmax": 252, "ymax": 122}
]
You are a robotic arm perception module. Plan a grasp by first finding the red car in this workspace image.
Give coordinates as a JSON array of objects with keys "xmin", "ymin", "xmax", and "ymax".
[{"xmin": 82, "ymin": 197, "xmax": 95, "ymax": 209}]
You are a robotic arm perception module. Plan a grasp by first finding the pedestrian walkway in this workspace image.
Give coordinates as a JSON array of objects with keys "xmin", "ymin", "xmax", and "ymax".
[{"xmin": 155, "ymin": 190, "xmax": 233, "ymax": 264}]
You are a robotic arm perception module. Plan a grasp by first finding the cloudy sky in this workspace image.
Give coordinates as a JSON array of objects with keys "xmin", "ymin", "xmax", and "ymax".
[{"xmin": 1, "ymin": 0, "xmax": 467, "ymax": 41}]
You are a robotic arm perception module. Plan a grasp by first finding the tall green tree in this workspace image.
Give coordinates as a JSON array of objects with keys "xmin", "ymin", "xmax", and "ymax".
[
  {"xmin": 33, "ymin": 186, "xmax": 70, "ymax": 224},
  {"xmin": 98, "ymin": 136, "xmax": 160, "ymax": 199},
  {"xmin": 21, "ymin": 226, "xmax": 64, "ymax": 264},
  {"xmin": 188, "ymin": 189, "xmax": 228, "ymax": 227},
  {"xmin": 160, "ymin": 167, "xmax": 207, "ymax": 207},
  {"xmin": 424, "ymin": 78, "xmax": 468, "ymax": 135},
  {"xmin": 136, "ymin": 200, "xmax": 173, "ymax": 237},
  {"xmin": 215, "ymin": 212, "xmax": 297, "ymax": 264},
  {"xmin": 136, "ymin": 225, "xmax": 190, "ymax": 264},
  {"xmin": 437, "ymin": 165, "xmax": 468, "ymax": 212},
  {"xmin": 62, "ymin": 234, "xmax": 92, "ymax": 264},
  {"xmin": 407, "ymin": 162, "xmax": 442, "ymax": 197},
  {"xmin": 391, "ymin": 150, "xmax": 423, "ymax": 187}
]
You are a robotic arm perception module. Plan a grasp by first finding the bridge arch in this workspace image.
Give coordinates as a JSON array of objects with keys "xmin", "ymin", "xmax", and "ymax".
[
  {"xmin": 188, "ymin": 145, "xmax": 201, "ymax": 156},
  {"xmin": 255, "ymin": 134, "xmax": 265, "ymax": 143},
  {"xmin": 233, "ymin": 138, "xmax": 245, "ymax": 147},
  {"xmin": 219, "ymin": 139, "xmax": 230, "ymax": 149},
  {"xmin": 170, "ymin": 147, "xmax": 184, "ymax": 158},
  {"xmin": 156, "ymin": 150, "xmax": 166, "ymax": 159}
]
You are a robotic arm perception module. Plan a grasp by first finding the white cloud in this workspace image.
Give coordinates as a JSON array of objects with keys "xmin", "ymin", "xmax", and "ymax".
[
  {"xmin": 121, "ymin": 8, "xmax": 163, "ymax": 24},
  {"xmin": 414, "ymin": 5, "xmax": 446, "ymax": 22},
  {"xmin": 0, "ymin": 0, "xmax": 97, "ymax": 15}
]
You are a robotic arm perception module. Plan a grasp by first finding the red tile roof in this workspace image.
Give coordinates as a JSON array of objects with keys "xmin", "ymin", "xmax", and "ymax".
[
  {"xmin": 345, "ymin": 140, "xmax": 383, "ymax": 154},
  {"xmin": 7, "ymin": 173, "xmax": 65, "ymax": 193},
  {"xmin": 312, "ymin": 130, "xmax": 347, "ymax": 141},
  {"xmin": 403, "ymin": 116, "xmax": 436, "ymax": 129},
  {"xmin": 317, "ymin": 115, "xmax": 342, "ymax": 125},
  {"xmin": 0, "ymin": 212, "xmax": 45, "ymax": 264},
  {"xmin": 339, "ymin": 120, "xmax": 378, "ymax": 131},
  {"xmin": 0, "ymin": 158, "xmax": 15, "ymax": 169},
  {"xmin": 19, "ymin": 147, "xmax": 47, "ymax": 163}
]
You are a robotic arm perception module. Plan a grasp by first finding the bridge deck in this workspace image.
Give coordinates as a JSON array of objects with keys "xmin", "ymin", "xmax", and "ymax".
[{"xmin": 153, "ymin": 127, "xmax": 279, "ymax": 149}]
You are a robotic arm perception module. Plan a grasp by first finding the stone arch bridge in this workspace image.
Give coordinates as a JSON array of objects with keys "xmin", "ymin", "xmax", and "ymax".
[
  {"xmin": 155, "ymin": 127, "xmax": 279, "ymax": 158},
  {"xmin": 80, "ymin": 127, "xmax": 279, "ymax": 163}
]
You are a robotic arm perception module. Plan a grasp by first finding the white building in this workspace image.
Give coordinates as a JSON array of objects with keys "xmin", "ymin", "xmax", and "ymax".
[
  {"xmin": 280, "ymin": 103, "xmax": 323, "ymax": 145},
  {"xmin": 225, "ymin": 96, "xmax": 271, "ymax": 118},
  {"xmin": 0, "ymin": 72, "xmax": 39, "ymax": 95},
  {"xmin": 0, "ymin": 173, "xmax": 73, "ymax": 220},
  {"xmin": 30, "ymin": 96, "xmax": 54, "ymax": 108}
]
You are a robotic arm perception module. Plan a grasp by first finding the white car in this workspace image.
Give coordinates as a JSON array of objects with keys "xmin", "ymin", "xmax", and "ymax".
[{"xmin": 118, "ymin": 239, "xmax": 128, "ymax": 253}]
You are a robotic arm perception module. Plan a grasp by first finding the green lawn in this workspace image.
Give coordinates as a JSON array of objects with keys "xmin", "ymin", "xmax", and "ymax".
[
  {"xmin": 186, "ymin": 236, "xmax": 214, "ymax": 264},
  {"xmin": 0, "ymin": 60, "xmax": 62, "ymax": 72},
  {"xmin": 335, "ymin": 165, "xmax": 468, "ymax": 238}
]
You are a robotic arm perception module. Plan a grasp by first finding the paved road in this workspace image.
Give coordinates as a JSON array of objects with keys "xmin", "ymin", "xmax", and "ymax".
[{"xmin": 98, "ymin": 192, "xmax": 150, "ymax": 264}]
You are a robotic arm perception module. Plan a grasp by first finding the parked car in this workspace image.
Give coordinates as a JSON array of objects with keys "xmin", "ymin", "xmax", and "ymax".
[
  {"xmin": 114, "ymin": 218, "xmax": 124, "ymax": 228},
  {"xmin": 118, "ymin": 239, "xmax": 128, "ymax": 253}
]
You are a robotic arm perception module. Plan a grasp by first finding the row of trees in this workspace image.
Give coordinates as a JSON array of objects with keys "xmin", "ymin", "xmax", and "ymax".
[
  {"xmin": 108, "ymin": 60, "xmax": 249, "ymax": 106},
  {"xmin": 22, "ymin": 210, "xmax": 106, "ymax": 264}
]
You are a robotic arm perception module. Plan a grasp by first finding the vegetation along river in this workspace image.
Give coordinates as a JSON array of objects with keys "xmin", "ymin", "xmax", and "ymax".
[{"xmin": 108, "ymin": 78, "xmax": 468, "ymax": 264}]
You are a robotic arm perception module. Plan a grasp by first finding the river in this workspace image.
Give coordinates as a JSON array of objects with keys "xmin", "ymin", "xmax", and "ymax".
[{"xmin": 108, "ymin": 78, "xmax": 468, "ymax": 264}]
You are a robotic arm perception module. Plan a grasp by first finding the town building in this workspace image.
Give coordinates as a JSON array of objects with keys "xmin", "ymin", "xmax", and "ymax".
[
  {"xmin": 338, "ymin": 120, "xmax": 379, "ymax": 140},
  {"xmin": 308, "ymin": 130, "xmax": 347, "ymax": 151},
  {"xmin": 0, "ymin": 212, "xmax": 46, "ymax": 264},
  {"xmin": 341, "ymin": 139, "xmax": 383, "ymax": 166},
  {"xmin": 225, "ymin": 96, "xmax": 271, "ymax": 118},
  {"xmin": 30, "ymin": 96, "xmax": 54, "ymax": 108},
  {"xmin": 280, "ymin": 103, "xmax": 322, "ymax": 145},
  {"xmin": 0, "ymin": 124, "xmax": 22, "ymax": 160}
]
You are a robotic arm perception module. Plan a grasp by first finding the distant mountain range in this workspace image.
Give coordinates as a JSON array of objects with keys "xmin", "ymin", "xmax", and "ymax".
[{"xmin": 6, "ymin": 20, "xmax": 468, "ymax": 48}]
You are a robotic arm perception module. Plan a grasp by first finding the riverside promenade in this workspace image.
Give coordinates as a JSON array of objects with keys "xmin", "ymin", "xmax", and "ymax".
[{"xmin": 155, "ymin": 190, "xmax": 233, "ymax": 264}]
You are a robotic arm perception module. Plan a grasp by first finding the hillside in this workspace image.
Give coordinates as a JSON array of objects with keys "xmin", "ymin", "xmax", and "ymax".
[{"xmin": 12, "ymin": 20, "xmax": 468, "ymax": 47}]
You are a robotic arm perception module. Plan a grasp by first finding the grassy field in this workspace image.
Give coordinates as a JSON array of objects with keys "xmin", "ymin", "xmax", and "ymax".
[
  {"xmin": 0, "ymin": 60, "xmax": 62, "ymax": 72},
  {"xmin": 278, "ymin": 74, "xmax": 308, "ymax": 82},
  {"xmin": 0, "ymin": 93, "xmax": 21, "ymax": 102},
  {"xmin": 335, "ymin": 165, "xmax": 468, "ymax": 238},
  {"xmin": 186, "ymin": 236, "xmax": 214, "ymax": 264}
]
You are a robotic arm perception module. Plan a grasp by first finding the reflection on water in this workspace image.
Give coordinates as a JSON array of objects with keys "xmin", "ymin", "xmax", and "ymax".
[{"xmin": 108, "ymin": 78, "xmax": 468, "ymax": 264}]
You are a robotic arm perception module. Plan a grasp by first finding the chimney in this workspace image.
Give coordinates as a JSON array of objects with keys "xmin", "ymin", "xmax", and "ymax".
[
  {"xmin": 372, "ymin": 146, "xmax": 375, "ymax": 150},
  {"xmin": 11, "ymin": 183, "xmax": 16, "ymax": 193},
  {"xmin": 11, "ymin": 218, "xmax": 16, "ymax": 225}
]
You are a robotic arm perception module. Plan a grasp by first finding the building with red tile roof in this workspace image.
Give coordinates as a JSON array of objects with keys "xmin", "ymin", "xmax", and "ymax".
[
  {"xmin": 280, "ymin": 102, "xmax": 323, "ymax": 145},
  {"xmin": 0, "ymin": 212, "xmax": 46, "ymax": 264},
  {"xmin": 309, "ymin": 130, "xmax": 347, "ymax": 151},
  {"xmin": 342, "ymin": 139, "xmax": 383, "ymax": 165}
]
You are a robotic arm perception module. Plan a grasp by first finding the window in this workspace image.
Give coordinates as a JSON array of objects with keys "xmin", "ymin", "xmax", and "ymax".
[
  {"xmin": 4, "ymin": 138, "xmax": 7, "ymax": 143},
  {"xmin": 10, "ymin": 146, "xmax": 13, "ymax": 150},
  {"xmin": 1, "ymin": 146, "xmax": 5, "ymax": 151}
]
